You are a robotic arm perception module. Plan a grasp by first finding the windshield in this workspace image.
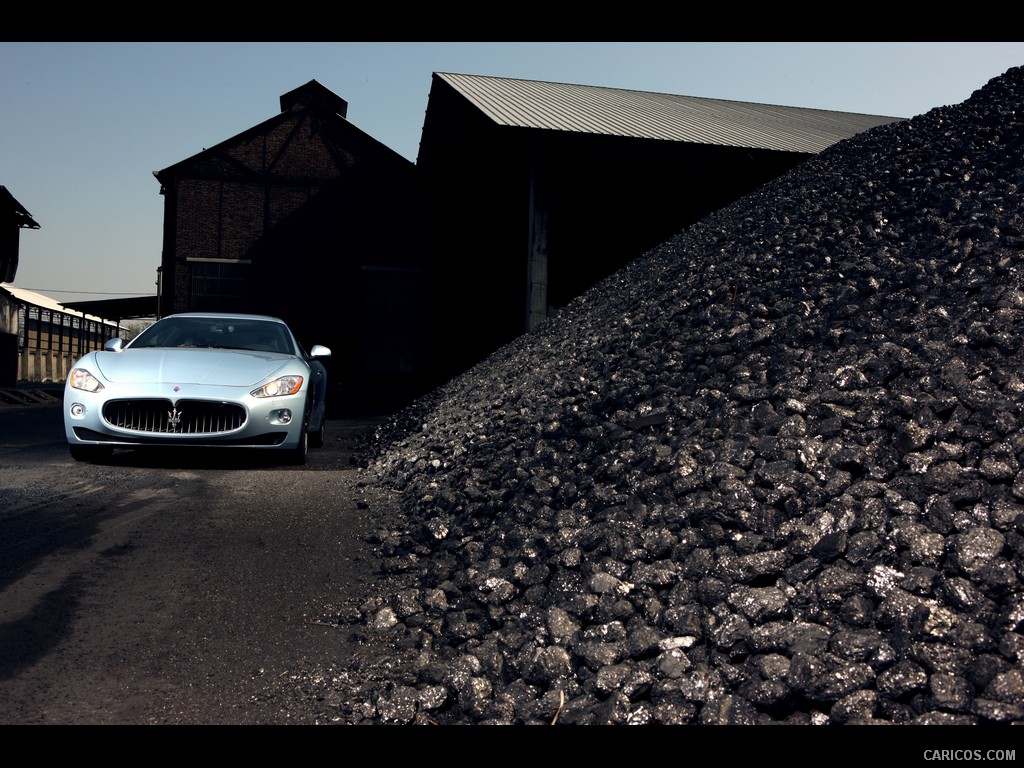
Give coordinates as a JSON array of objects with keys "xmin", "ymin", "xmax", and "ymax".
[{"xmin": 129, "ymin": 317, "xmax": 295, "ymax": 354}]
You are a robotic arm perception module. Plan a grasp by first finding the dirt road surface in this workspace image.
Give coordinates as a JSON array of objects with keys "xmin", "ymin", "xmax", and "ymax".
[{"xmin": 0, "ymin": 401, "xmax": 398, "ymax": 725}]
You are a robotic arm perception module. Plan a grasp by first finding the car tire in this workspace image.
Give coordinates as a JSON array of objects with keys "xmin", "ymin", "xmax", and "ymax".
[
  {"xmin": 69, "ymin": 444, "xmax": 113, "ymax": 463},
  {"xmin": 287, "ymin": 427, "xmax": 309, "ymax": 465},
  {"xmin": 309, "ymin": 419, "xmax": 325, "ymax": 449}
]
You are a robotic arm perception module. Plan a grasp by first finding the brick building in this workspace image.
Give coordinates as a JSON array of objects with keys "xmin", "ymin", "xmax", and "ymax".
[{"xmin": 154, "ymin": 80, "xmax": 428, "ymax": 407}]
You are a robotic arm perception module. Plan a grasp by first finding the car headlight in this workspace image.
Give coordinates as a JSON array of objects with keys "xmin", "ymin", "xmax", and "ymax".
[
  {"xmin": 69, "ymin": 368, "xmax": 104, "ymax": 393},
  {"xmin": 251, "ymin": 375, "xmax": 303, "ymax": 398}
]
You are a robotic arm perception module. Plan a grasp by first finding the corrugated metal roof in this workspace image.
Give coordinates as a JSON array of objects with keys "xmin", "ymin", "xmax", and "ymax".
[{"xmin": 437, "ymin": 73, "xmax": 904, "ymax": 154}]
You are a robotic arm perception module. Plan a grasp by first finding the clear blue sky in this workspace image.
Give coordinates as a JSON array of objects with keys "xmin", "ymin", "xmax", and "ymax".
[{"xmin": 3, "ymin": 42, "xmax": 1023, "ymax": 303}]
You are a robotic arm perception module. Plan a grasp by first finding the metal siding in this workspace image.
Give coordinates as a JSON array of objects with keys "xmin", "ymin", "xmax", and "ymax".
[{"xmin": 438, "ymin": 73, "xmax": 903, "ymax": 154}]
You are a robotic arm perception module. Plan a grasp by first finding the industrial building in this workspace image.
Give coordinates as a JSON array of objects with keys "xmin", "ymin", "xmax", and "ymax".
[{"xmin": 4, "ymin": 75, "xmax": 902, "ymax": 403}]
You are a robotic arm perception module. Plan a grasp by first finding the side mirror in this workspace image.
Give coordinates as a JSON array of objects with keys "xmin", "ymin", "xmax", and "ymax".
[
  {"xmin": 310, "ymin": 344, "xmax": 331, "ymax": 358},
  {"xmin": 104, "ymin": 338, "xmax": 125, "ymax": 352}
]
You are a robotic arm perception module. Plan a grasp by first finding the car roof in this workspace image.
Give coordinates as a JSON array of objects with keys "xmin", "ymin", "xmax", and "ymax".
[{"xmin": 162, "ymin": 312, "xmax": 288, "ymax": 324}]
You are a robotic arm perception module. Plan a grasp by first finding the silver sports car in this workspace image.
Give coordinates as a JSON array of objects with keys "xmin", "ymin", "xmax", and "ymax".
[{"xmin": 64, "ymin": 312, "xmax": 330, "ymax": 464}]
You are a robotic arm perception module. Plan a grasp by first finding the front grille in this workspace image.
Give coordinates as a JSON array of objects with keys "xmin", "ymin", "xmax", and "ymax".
[{"xmin": 103, "ymin": 399, "xmax": 247, "ymax": 435}]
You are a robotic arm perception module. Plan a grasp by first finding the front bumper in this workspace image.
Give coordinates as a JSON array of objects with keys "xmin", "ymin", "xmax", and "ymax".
[{"xmin": 64, "ymin": 381, "xmax": 307, "ymax": 451}]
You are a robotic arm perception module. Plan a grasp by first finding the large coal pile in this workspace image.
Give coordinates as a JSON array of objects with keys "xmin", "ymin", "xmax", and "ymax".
[{"xmin": 358, "ymin": 67, "xmax": 1024, "ymax": 725}]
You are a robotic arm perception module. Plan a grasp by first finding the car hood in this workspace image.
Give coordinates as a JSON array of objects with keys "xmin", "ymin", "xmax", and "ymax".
[{"xmin": 92, "ymin": 348, "xmax": 296, "ymax": 387}]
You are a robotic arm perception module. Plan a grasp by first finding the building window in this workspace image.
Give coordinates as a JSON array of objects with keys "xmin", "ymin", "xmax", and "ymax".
[{"xmin": 190, "ymin": 261, "xmax": 248, "ymax": 312}]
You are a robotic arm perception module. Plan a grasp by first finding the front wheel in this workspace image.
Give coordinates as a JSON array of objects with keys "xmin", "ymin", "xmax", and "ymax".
[
  {"xmin": 286, "ymin": 428, "xmax": 308, "ymax": 465},
  {"xmin": 309, "ymin": 419, "xmax": 325, "ymax": 449}
]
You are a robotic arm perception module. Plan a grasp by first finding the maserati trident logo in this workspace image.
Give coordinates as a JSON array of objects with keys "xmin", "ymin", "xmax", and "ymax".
[{"xmin": 167, "ymin": 407, "xmax": 184, "ymax": 432}]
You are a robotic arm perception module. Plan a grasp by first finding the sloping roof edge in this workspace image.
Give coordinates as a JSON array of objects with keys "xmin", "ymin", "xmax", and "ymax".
[
  {"xmin": 154, "ymin": 80, "xmax": 414, "ymax": 184},
  {"xmin": 0, "ymin": 186, "xmax": 41, "ymax": 229},
  {"xmin": 0, "ymin": 283, "xmax": 121, "ymax": 326},
  {"xmin": 435, "ymin": 72, "xmax": 905, "ymax": 154}
]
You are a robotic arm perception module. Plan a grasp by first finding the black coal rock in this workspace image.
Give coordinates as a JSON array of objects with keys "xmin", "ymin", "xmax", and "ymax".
[{"xmin": 358, "ymin": 66, "xmax": 1024, "ymax": 725}]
